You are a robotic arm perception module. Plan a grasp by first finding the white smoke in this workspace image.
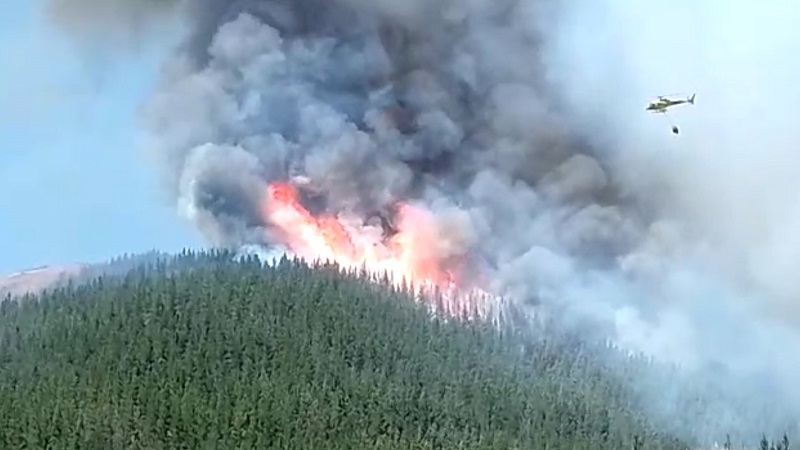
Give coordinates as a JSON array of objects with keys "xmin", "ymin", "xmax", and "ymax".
[{"xmin": 542, "ymin": 0, "xmax": 800, "ymax": 437}]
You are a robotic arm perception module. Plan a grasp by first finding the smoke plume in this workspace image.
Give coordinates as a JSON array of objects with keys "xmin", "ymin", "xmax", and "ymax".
[{"xmin": 46, "ymin": 0, "xmax": 800, "ymax": 443}]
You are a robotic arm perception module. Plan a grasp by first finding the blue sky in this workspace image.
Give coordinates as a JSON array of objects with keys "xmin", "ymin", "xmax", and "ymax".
[{"xmin": 0, "ymin": 2, "xmax": 202, "ymax": 273}]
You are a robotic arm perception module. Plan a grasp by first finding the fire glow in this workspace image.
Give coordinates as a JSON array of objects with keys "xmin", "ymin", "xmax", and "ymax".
[{"xmin": 260, "ymin": 181, "xmax": 499, "ymax": 321}]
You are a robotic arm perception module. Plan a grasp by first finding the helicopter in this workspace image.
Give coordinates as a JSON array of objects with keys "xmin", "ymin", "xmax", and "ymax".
[{"xmin": 646, "ymin": 93, "xmax": 696, "ymax": 134}]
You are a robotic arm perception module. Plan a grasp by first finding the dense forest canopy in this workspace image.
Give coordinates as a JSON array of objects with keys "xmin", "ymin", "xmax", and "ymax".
[{"xmin": 0, "ymin": 250, "xmax": 793, "ymax": 449}]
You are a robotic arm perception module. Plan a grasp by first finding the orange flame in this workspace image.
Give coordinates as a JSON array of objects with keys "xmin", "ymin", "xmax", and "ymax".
[{"xmin": 260, "ymin": 181, "xmax": 497, "ymax": 320}]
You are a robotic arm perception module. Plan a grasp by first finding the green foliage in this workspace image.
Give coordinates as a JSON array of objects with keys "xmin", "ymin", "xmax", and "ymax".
[{"xmin": 0, "ymin": 250, "xmax": 694, "ymax": 449}]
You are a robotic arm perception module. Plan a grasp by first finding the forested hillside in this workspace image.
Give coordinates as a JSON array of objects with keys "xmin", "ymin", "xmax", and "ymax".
[{"xmin": 0, "ymin": 250, "xmax": 789, "ymax": 449}]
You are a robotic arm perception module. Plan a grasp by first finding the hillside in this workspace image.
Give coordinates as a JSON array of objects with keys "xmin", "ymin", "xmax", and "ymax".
[
  {"xmin": 0, "ymin": 249, "xmax": 694, "ymax": 449},
  {"xmin": 0, "ymin": 250, "xmax": 797, "ymax": 449}
]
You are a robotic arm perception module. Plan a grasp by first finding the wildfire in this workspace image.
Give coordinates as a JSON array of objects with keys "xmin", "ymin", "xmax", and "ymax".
[{"xmin": 260, "ymin": 181, "xmax": 498, "ymax": 321}]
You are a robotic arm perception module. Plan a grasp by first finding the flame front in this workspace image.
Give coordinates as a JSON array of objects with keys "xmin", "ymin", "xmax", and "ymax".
[{"xmin": 260, "ymin": 181, "xmax": 497, "ymax": 321}]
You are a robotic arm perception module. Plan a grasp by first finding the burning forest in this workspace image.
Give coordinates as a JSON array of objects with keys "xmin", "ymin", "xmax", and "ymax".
[
  {"xmin": 127, "ymin": 1, "xmax": 631, "ymax": 327},
  {"xmin": 136, "ymin": 2, "xmax": 639, "ymax": 321},
  {"xmin": 260, "ymin": 179, "xmax": 501, "ymax": 322}
]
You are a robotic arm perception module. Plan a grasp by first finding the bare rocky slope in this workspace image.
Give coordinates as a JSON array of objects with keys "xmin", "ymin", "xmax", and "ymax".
[{"xmin": 0, "ymin": 264, "xmax": 87, "ymax": 298}]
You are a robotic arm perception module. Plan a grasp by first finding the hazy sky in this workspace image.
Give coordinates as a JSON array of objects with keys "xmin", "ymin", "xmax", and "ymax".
[{"xmin": 0, "ymin": 2, "xmax": 201, "ymax": 274}]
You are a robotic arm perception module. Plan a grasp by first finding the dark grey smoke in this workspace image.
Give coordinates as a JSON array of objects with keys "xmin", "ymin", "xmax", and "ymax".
[
  {"xmin": 45, "ymin": 0, "xmax": 800, "ymax": 444},
  {"xmin": 94, "ymin": 0, "xmax": 642, "ymax": 279}
]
